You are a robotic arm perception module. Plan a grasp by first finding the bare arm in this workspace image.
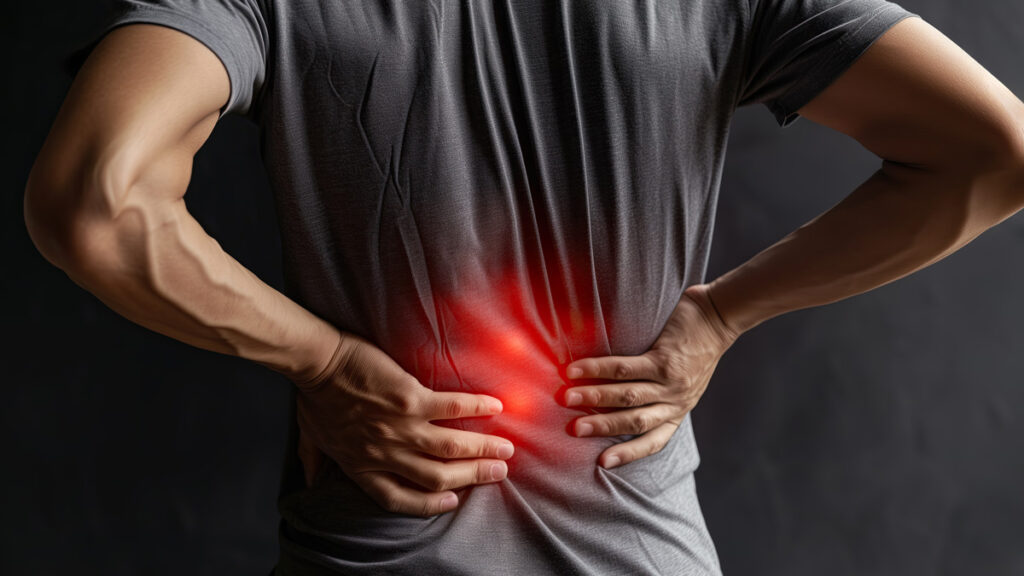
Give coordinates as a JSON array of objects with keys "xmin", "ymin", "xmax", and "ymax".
[
  {"xmin": 24, "ymin": 24, "xmax": 512, "ymax": 516},
  {"xmin": 708, "ymin": 17, "xmax": 1024, "ymax": 336},
  {"xmin": 24, "ymin": 24, "xmax": 337, "ymax": 381},
  {"xmin": 562, "ymin": 16, "xmax": 1024, "ymax": 468}
]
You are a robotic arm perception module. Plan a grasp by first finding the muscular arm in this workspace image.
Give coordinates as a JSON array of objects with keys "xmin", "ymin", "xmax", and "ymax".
[
  {"xmin": 562, "ymin": 17, "xmax": 1024, "ymax": 468},
  {"xmin": 25, "ymin": 24, "xmax": 512, "ymax": 515},
  {"xmin": 24, "ymin": 24, "xmax": 337, "ymax": 381},
  {"xmin": 708, "ymin": 17, "xmax": 1024, "ymax": 335}
]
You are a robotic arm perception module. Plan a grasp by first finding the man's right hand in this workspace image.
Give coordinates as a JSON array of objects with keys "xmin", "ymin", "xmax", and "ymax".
[
  {"xmin": 22, "ymin": 24, "xmax": 512, "ymax": 518},
  {"xmin": 293, "ymin": 330, "xmax": 514, "ymax": 517}
]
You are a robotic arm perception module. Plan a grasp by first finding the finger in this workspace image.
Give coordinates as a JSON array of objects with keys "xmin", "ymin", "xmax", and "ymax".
[
  {"xmin": 297, "ymin": 426, "xmax": 325, "ymax": 488},
  {"xmin": 562, "ymin": 382, "xmax": 664, "ymax": 408},
  {"xmin": 390, "ymin": 451, "xmax": 509, "ymax": 492},
  {"xmin": 565, "ymin": 353, "xmax": 659, "ymax": 382},
  {"xmin": 422, "ymin": 391, "xmax": 503, "ymax": 420},
  {"xmin": 413, "ymin": 424, "xmax": 516, "ymax": 460},
  {"xmin": 598, "ymin": 421, "xmax": 680, "ymax": 469},
  {"xmin": 352, "ymin": 471, "xmax": 460, "ymax": 517},
  {"xmin": 572, "ymin": 403, "xmax": 680, "ymax": 438}
]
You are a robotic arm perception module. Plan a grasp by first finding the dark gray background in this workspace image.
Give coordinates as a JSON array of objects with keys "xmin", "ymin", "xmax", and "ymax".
[{"xmin": 4, "ymin": 1, "xmax": 1023, "ymax": 574}]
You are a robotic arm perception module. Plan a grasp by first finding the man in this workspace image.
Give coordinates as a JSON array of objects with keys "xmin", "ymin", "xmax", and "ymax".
[{"xmin": 23, "ymin": 0, "xmax": 1024, "ymax": 573}]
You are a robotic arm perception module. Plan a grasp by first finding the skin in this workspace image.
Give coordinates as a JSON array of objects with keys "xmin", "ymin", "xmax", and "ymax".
[
  {"xmin": 562, "ymin": 16, "xmax": 1024, "ymax": 469},
  {"xmin": 23, "ymin": 24, "xmax": 511, "ymax": 518},
  {"xmin": 24, "ymin": 17, "xmax": 1024, "ymax": 516}
]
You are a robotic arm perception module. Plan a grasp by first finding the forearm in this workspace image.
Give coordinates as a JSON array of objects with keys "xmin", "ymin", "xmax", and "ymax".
[
  {"xmin": 34, "ymin": 179, "xmax": 338, "ymax": 384},
  {"xmin": 707, "ymin": 159, "xmax": 1024, "ymax": 335}
]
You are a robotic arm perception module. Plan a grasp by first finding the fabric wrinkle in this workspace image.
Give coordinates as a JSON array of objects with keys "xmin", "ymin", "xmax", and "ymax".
[
  {"xmin": 90, "ymin": 0, "xmax": 919, "ymax": 573},
  {"xmin": 355, "ymin": 51, "xmax": 386, "ymax": 179},
  {"xmin": 497, "ymin": 1, "xmax": 571, "ymax": 355},
  {"xmin": 557, "ymin": 0, "xmax": 611, "ymax": 361}
]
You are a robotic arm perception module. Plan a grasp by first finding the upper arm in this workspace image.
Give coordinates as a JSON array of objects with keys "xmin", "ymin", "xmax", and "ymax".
[
  {"xmin": 797, "ymin": 17, "xmax": 1024, "ymax": 174},
  {"xmin": 25, "ymin": 23, "xmax": 230, "ymax": 262}
]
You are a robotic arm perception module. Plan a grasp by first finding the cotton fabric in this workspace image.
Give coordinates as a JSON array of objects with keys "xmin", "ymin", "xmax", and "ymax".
[{"xmin": 78, "ymin": 1, "xmax": 917, "ymax": 573}]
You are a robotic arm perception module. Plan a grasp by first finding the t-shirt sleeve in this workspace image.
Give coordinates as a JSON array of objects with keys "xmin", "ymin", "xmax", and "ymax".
[
  {"xmin": 737, "ymin": 0, "xmax": 918, "ymax": 127},
  {"xmin": 64, "ymin": 0, "xmax": 269, "ymax": 120}
]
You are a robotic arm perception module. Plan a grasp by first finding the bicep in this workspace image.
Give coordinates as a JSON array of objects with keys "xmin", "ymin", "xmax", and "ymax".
[
  {"xmin": 797, "ymin": 16, "xmax": 1024, "ymax": 173},
  {"xmin": 29, "ymin": 23, "xmax": 229, "ymax": 215}
]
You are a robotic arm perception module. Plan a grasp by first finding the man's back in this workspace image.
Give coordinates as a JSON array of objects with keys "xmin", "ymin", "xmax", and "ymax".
[
  {"xmin": 149, "ymin": 1, "xmax": 908, "ymax": 572},
  {"xmin": 255, "ymin": 2, "xmax": 741, "ymax": 571},
  {"xmin": 32, "ymin": 0, "xmax": 953, "ymax": 573}
]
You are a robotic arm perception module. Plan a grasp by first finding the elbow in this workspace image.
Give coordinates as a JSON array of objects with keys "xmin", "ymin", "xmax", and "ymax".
[
  {"xmin": 928, "ymin": 98, "xmax": 1024, "ymax": 231},
  {"xmin": 983, "ymin": 98, "xmax": 1024, "ymax": 179},
  {"xmin": 1000, "ymin": 101, "xmax": 1024, "ymax": 205},
  {"xmin": 969, "ymin": 99, "xmax": 1024, "ymax": 221},
  {"xmin": 23, "ymin": 156, "xmax": 134, "ymax": 276},
  {"xmin": 910, "ymin": 95, "xmax": 1024, "ymax": 182},
  {"xmin": 24, "ymin": 171, "xmax": 79, "ymax": 272}
]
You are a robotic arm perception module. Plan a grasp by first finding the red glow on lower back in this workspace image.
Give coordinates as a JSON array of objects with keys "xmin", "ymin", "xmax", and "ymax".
[
  {"xmin": 428, "ymin": 267, "xmax": 597, "ymax": 447},
  {"xmin": 500, "ymin": 332, "xmax": 528, "ymax": 358},
  {"xmin": 498, "ymin": 386, "xmax": 534, "ymax": 416}
]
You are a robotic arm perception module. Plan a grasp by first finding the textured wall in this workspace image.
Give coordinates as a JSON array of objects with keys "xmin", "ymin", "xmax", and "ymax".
[{"xmin": 5, "ymin": 0, "xmax": 1023, "ymax": 574}]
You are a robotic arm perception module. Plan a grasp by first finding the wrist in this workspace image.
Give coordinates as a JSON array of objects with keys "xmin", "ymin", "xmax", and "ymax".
[
  {"xmin": 705, "ymin": 274, "xmax": 773, "ymax": 335},
  {"xmin": 281, "ymin": 320, "xmax": 346, "ymax": 390},
  {"xmin": 292, "ymin": 329, "xmax": 347, "ymax": 392},
  {"xmin": 682, "ymin": 283, "xmax": 741, "ymax": 345},
  {"xmin": 701, "ymin": 284, "xmax": 738, "ymax": 342}
]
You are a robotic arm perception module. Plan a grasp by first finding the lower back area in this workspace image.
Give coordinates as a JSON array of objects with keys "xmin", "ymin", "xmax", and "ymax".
[{"xmin": 275, "ymin": 273, "xmax": 722, "ymax": 574}]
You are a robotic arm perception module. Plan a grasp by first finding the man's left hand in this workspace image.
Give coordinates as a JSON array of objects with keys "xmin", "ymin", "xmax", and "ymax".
[{"xmin": 561, "ymin": 283, "xmax": 739, "ymax": 468}]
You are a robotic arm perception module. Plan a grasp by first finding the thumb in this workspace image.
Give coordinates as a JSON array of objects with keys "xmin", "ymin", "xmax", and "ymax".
[{"xmin": 297, "ymin": 426, "xmax": 325, "ymax": 488}]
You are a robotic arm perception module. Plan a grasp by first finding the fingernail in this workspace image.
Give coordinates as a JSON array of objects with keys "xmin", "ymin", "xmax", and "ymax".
[
  {"xmin": 497, "ymin": 443, "xmax": 515, "ymax": 459},
  {"xmin": 488, "ymin": 399, "xmax": 503, "ymax": 414},
  {"xmin": 567, "ymin": 366, "xmax": 583, "ymax": 379},
  {"xmin": 565, "ymin": 391, "xmax": 582, "ymax": 406},
  {"xmin": 576, "ymin": 421, "xmax": 593, "ymax": 437},
  {"xmin": 490, "ymin": 462, "xmax": 508, "ymax": 481},
  {"xmin": 440, "ymin": 493, "xmax": 458, "ymax": 511},
  {"xmin": 603, "ymin": 455, "xmax": 621, "ymax": 469}
]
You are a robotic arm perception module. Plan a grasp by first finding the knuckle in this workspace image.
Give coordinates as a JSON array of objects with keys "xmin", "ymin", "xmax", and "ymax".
[
  {"xmin": 659, "ymin": 354, "xmax": 688, "ymax": 383},
  {"xmin": 367, "ymin": 419, "xmax": 397, "ymax": 440},
  {"xmin": 424, "ymin": 470, "xmax": 454, "ymax": 492},
  {"xmin": 436, "ymin": 437, "xmax": 465, "ymax": 459},
  {"xmin": 437, "ymin": 398, "xmax": 464, "ymax": 419},
  {"xmin": 630, "ymin": 414, "xmax": 652, "ymax": 435},
  {"xmin": 648, "ymin": 441, "xmax": 664, "ymax": 457},
  {"xmin": 362, "ymin": 443, "xmax": 387, "ymax": 463},
  {"xmin": 379, "ymin": 492, "xmax": 405, "ymax": 514},
  {"xmin": 396, "ymin": 374, "xmax": 421, "ymax": 390},
  {"xmin": 620, "ymin": 387, "xmax": 643, "ymax": 407},
  {"xmin": 392, "ymin": 385, "xmax": 421, "ymax": 415},
  {"xmin": 613, "ymin": 362, "xmax": 633, "ymax": 380}
]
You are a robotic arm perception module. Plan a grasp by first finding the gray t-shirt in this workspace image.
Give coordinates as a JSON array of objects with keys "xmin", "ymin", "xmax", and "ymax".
[{"xmin": 82, "ymin": 1, "xmax": 916, "ymax": 573}]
